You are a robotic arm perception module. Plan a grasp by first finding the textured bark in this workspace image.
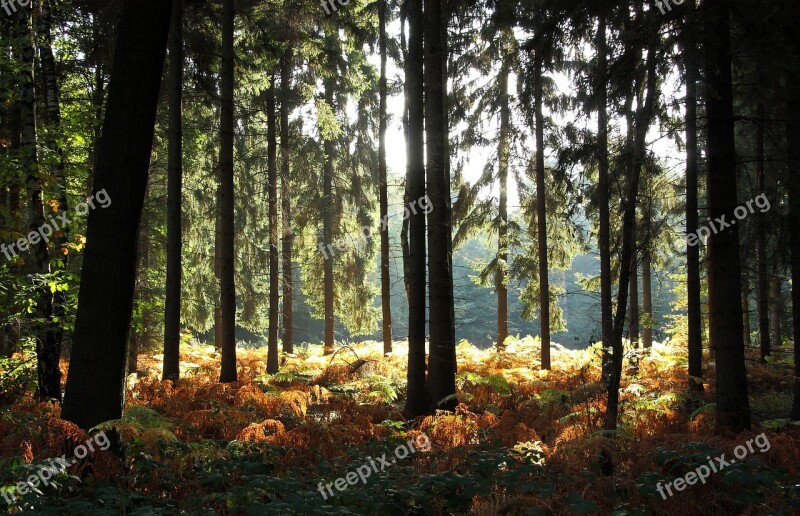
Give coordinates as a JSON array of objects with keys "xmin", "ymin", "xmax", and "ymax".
[
  {"xmin": 642, "ymin": 251, "xmax": 653, "ymax": 348},
  {"xmin": 379, "ymin": 0, "xmax": 392, "ymax": 355},
  {"xmin": 266, "ymin": 82, "xmax": 280, "ymax": 374},
  {"xmin": 218, "ymin": 0, "xmax": 237, "ymax": 382},
  {"xmin": 163, "ymin": 0, "xmax": 183, "ymax": 382},
  {"xmin": 61, "ymin": 0, "xmax": 172, "ymax": 431},
  {"xmin": 596, "ymin": 16, "xmax": 613, "ymax": 381},
  {"xmin": 496, "ymin": 46, "xmax": 509, "ymax": 352},
  {"xmin": 685, "ymin": 0, "xmax": 703, "ymax": 389},
  {"xmin": 756, "ymin": 95, "xmax": 770, "ymax": 361},
  {"xmin": 533, "ymin": 53, "xmax": 551, "ymax": 369},
  {"xmin": 425, "ymin": 0, "xmax": 456, "ymax": 412},
  {"xmin": 404, "ymin": 0, "xmax": 428, "ymax": 417},
  {"xmin": 280, "ymin": 53, "xmax": 293, "ymax": 354},
  {"xmin": 787, "ymin": 47, "xmax": 800, "ymax": 420},
  {"xmin": 322, "ymin": 47, "xmax": 335, "ymax": 356},
  {"xmin": 703, "ymin": 0, "xmax": 750, "ymax": 433}
]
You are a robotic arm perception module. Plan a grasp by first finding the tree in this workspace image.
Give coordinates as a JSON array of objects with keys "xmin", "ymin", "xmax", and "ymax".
[
  {"xmin": 425, "ymin": 0, "xmax": 457, "ymax": 412},
  {"xmin": 266, "ymin": 79, "xmax": 280, "ymax": 374},
  {"xmin": 378, "ymin": 0, "xmax": 393, "ymax": 356},
  {"xmin": 218, "ymin": 0, "xmax": 237, "ymax": 383},
  {"xmin": 280, "ymin": 51, "xmax": 293, "ymax": 355},
  {"xmin": 163, "ymin": 0, "xmax": 183, "ymax": 382},
  {"xmin": 61, "ymin": 0, "xmax": 172, "ymax": 430},
  {"xmin": 404, "ymin": 0, "xmax": 428, "ymax": 417},
  {"xmin": 703, "ymin": 0, "xmax": 750, "ymax": 432}
]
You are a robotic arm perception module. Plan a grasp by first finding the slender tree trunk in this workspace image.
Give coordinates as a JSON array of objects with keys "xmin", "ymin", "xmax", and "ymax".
[
  {"xmin": 533, "ymin": 53, "xmax": 551, "ymax": 369},
  {"xmin": 769, "ymin": 275, "xmax": 783, "ymax": 349},
  {"xmin": 404, "ymin": 0, "xmax": 428, "ymax": 416},
  {"xmin": 280, "ymin": 53, "xmax": 293, "ymax": 354},
  {"xmin": 629, "ymin": 225, "xmax": 639, "ymax": 347},
  {"xmin": 742, "ymin": 272, "xmax": 752, "ymax": 348},
  {"xmin": 19, "ymin": 5, "xmax": 58, "ymax": 402},
  {"xmin": 266, "ymin": 81, "xmax": 280, "ymax": 374},
  {"xmin": 496, "ymin": 47, "xmax": 509, "ymax": 352},
  {"xmin": 61, "ymin": 0, "xmax": 172, "ymax": 431},
  {"xmin": 379, "ymin": 0, "xmax": 393, "ymax": 355},
  {"xmin": 322, "ymin": 58, "xmax": 335, "ymax": 356},
  {"xmin": 642, "ymin": 250, "xmax": 653, "ymax": 348},
  {"xmin": 787, "ymin": 49, "xmax": 800, "ymax": 420},
  {"xmin": 703, "ymin": 0, "xmax": 750, "ymax": 433},
  {"xmin": 36, "ymin": 0, "xmax": 68, "ymax": 397},
  {"xmin": 756, "ymin": 96, "xmax": 770, "ymax": 362},
  {"xmin": 597, "ymin": 15, "xmax": 613, "ymax": 381},
  {"xmin": 425, "ymin": 0, "xmax": 456, "ymax": 412},
  {"xmin": 685, "ymin": 0, "xmax": 703, "ymax": 389},
  {"xmin": 163, "ymin": 0, "xmax": 183, "ymax": 382},
  {"xmin": 218, "ymin": 0, "xmax": 237, "ymax": 382}
]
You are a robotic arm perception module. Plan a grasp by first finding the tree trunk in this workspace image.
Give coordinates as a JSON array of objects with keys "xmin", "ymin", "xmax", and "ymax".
[
  {"xmin": 533, "ymin": 53, "xmax": 551, "ymax": 370},
  {"xmin": 756, "ymin": 96, "xmax": 770, "ymax": 362},
  {"xmin": 61, "ymin": 0, "xmax": 172, "ymax": 431},
  {"xmin": 163, "ymin": 0, "xmax": 183, "ymax": 382},
  {"xmin": 642, "ymin": 250, "xmax": 653, "ymax": 348},
  {"xmin": 36, "ymin": 0, "xmax": 68, "ymax": 399},
  {"xmin": 596, "ymin": 15, "xmax": 613, "ymax": 381},
  {"xmin": 769, "ymin": 275, "xmax": 783, "ymax": 349},
  {"xmin": 425, "ymin": 0, "xmax": 456, "ymax": 412},
  {"xmin": 685, "ymin": 0, "xmax": 703, "ymax": 389},
  {"xmin": 218, "ymin": 0, "xmax": 237, "ymax": 383},
  {"xmin": 404, "ymin": 0, "xmax": 428, "ymax": 417},
  {"xmin": 267, "ymin": 81, "xmax": 280, "ymax": 374},
  {"xmin": 496, "ymin": 45, "xmax": 509, "ymax": 352},
  {"xmin": 280, "ymin": 53, "xmax": 293, "ymax": 355},
  {"xmin": 787, "ymin": 48, "xmax": 800, "ymax": 420},
  {"xmin": 703, "ymin": 0, "xmax": 750, "ymax": 433},
  {"xmin": 629, "ymin": 223, "xmax": 640, "ymax": 347},
  {"xmin": 322, "ymin": 50, "xmax": 335, "ymax": 356},
  {"xmin": 377, "ymin": 0, "xmax": 393, "ymax": 355}
]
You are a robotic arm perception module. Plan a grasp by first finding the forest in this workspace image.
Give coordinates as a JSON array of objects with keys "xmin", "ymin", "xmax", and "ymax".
[{"xmin": 1, "ymin": 0, "xmax": 800, "ymax": 513}]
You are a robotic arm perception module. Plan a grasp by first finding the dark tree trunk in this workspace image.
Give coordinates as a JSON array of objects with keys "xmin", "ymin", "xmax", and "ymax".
[
  {"xmin": 404, "ymin": 0, "xmax": 428, "ymax": 417},
  {"xmin": 703, "ymin": 0, "xmax": 750, "ymax": 433},
  {"xmin": 756, "ymin": 97, "xmax": 770, "ymax": 362},
  {"xmin": 425, "ymin": 0, "xmax": 456, "ymax": 412},
  {"xmin": 378, "ymin": 0, "xmax": 393, "ymax": 355},
  {"xmin": 533, "ymin": 53, "xmax": 551, "ymax": 369},
  {"xmin": 267, "ymin": 81, "xmax": 280, "ymax": 374},
  {"xmin": 642, "ymin": 250, "xmax": 653, "ymax": 348},
  {"xmin": 61, "ymin": 0, "xmax": 172, "ymax": 431},
  {"xmin": 596, "ymin": 15, "xmax": 613, "ymax": 381},
  {"xmin": 787, "ymin": 47, "xmax": 800, "ymax": 420},
  {"xmin": 629, "ymin": 224, "xmax": 640, "ymax": 348},
  {"xmin": 280, "ymin": 53, "xmax": 293, "ymax": 355},
  {"xmin": 685, "ymin": 0, "xmax": 703, "ymax": 389},
  {"xmin": 218, "ymin": 0, "xmax": 237, "ymax": 383},
  {"xmin": 163, "ymin": 0, "xmax": 183, "ymax": 382},
  {"xmin": 769, "ymin": 275, "xmax": 783, "ymax": 349},
  {"xmin": 36, "ymin": 0, "xmax": 67, "ymax": 399}
]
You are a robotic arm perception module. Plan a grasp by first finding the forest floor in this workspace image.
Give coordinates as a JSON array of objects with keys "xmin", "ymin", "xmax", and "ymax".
[{"xmin": 1, "ymin": 337, "xmax": 800, "ymax": 514}]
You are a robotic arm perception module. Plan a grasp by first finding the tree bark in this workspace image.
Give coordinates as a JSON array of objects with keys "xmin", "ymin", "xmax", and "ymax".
[
  {"xmin": 703, "ymin": 0, "xmax": 750, "ymax": 433},
  {"xmin": 769, "ymin": 275, "xmax": 783, "ymax": 350},
  {"xmin": 379, "ymin": 0, "xmax": 392, "ymax": 355},
  {"xmin": 685, "ymin": 0, "xmax": 703, "ymax": 389},
  {"xmin": 597, "ymin": 15, "xmax": 613, "ymax": 382},
  {"xmin": 642, "ymin": 250, "xmax": 653, "ymax": 348},
  {"xmin": 61, "ymin": 0, "xmax": 172, "ymax": 431},
  {"xmin": 163, "ymin": 0, "xmax": 183, "ymax": 382},
  {"xmin": 322, "ymin": 43, "xmax": 336, "ymax": 356},
  {"xmin": 267, "ymin": 80, "xmax": 280, "ymax": 374},
  {"xmin": 533, "ymin": 53, "xmax": 551, "ymax": 369},
  {"xmin": 496, "ymin": 43, "xmax": 509, "ymax": 352},
  {"xmin": 787, "ymin": 44, "xmax": 800, "ymax": 420},
  {"xmin": 218, "ymin": 0, "xmax": 237, "ymax": 383},
  {"xmin": 425, "ymin": 0, "xmax": 456, "ymax": 412},
  {"xmin": 404, "ymin": 0, "xmax": 428, "ymax": 417},
  {"xmin": 756, "ymin": 94, "xmax": 770, "ymax": 361},
  {"xmin": 280, "ymin": 53, "xmax": 293, "ymax": 355}
]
